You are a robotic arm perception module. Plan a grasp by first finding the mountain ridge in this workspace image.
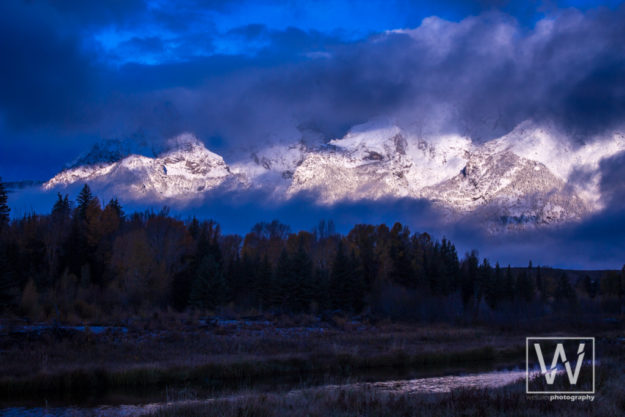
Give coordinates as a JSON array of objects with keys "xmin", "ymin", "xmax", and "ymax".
[{"xmin": 41, "ymin": 120, "xmax": 625, "ymax": 230}]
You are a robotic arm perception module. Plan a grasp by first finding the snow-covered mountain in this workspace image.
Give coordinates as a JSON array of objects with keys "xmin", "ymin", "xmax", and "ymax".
[
  {"xmin": 44, "ymin": 134, "xmax": 240, "ymax": 199},
  {"xmin": 287, "ymin": 122, "xmax": 472, "ymax": 204},
  {"xmin": 42, "ymin": 120, "xmax": 625, "ymax": 229}
]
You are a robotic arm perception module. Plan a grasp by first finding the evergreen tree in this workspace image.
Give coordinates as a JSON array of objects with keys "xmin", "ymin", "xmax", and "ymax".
[
  {"xmin": 348, "ymin": 225, "xmax": 378, "ymax": 292},
  {"xmin": 425, "ymin": 248, "xmax": 442, "ymax": 295},
  {"xmin": 171, "ymin": 266, "xmax": 194, "ymax": 311},
  {"xmin": 289, "ymin": 242, "xmax": 314, "ymax": 312},
  {"xmin": 61, "ymin": 187, "xmax": 95, "ymax": 279},
  {"xmin": 330, "ymin": 241, "xmax": 352, "ymax": 310},
  {"xmin": 0, "ymin": 244, "xmax": 18, "ymax": 309},
  {"xmin": 234, "ymin": 252, "xmax": 257, "ymax": 306},
  {"xmin": 535, "ymin": 265, "xmax": 544, "ymax": 300},
  {"xmin": 620, "ymin": 265, "xmax": 625, "ymax": 302},
  {"xmin": 516, "ymin": 270, "xmax": 535, "ymax": 303},
  {"xmin": 188, "ymin": 217, "xmax": 200, "ymax": 240},
  {"xmin": 600, "ymin": 270, "xmax": 623, "ymax": 298},
  {"xmin": 222, "ymin": 255, "xmax": 238, "ymax": 304},
  {"xmin": 555, "ymin": 272, "xmax": 577, "ymax": 310},
  {"xmin": 76, "ymin": 184, "xmax": 94, "ymax": 219},
  {"xmin": 346, "ymin": 249, "xmax": 365, "ymax": 312},
  {"xmin": 460, "ymin": 251, "xmax": 479, "ymax": 311},
  {"xmin": 582, "ymin": 275, "xmax": 598, "ymax": 299},
  {"xmin": 555, "ymin": 272, "xmax": 571, "ymax": 300},
  {"xmin": 440, "ymin": 239, "xmax": 460, "ymax": 295},
  {"xmin": 105, "ymin": 197, "xmax": 124, "ymax": 220},
  {"xmin": 258, "ymin": 255, "xmax": 273, "ymax": 309},
  {"xmin": 272, "ymin": 249, "xmax": 291, "ymax": 309},
  {"xmin": 0, "ymin": 177, "xmax": 9, "ymax": 231},
  {"xmin": 313, "ymin": 267, "xmax": 330, "ymax": 311},
  {"xmin": 51, "ymin": 193, "xmax": 71, "ymax": 222},
  {"xmin": 188, "ymin": 254, "xmax": 225, "ymax": 310},
  {"xmin": 502, "ymin": 265, "xmax": 515, "ymax": 302},
  {"xmin": 171, "ymin": 220, "xmax": 215, "ymax": 311},
  {"xmin": 485, "ymin": 261, "xmax": 500, "ymax": 310},
  {"xmin": 388, "ymin": 226, "xmax": 415, "ymax": 288},
  {"xmin": 46, "ymin": 193, "xmax": 72, "ymax": 282},
  {"xmin": 476, "ymin": 258, "xmax": 492, "ymax": 312}
]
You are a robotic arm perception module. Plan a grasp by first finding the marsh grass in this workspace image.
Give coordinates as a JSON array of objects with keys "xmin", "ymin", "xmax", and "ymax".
[
  {"xmin": 145, "ymin": 361, "xmax": 625, "ymax": 417},
  {"xmin": 0, "ymin": 345, "xmax": 505, "ymax": 398},
  {"xmin": 1, "ymin": 317, "xmax": 618, "ymax": 403}
]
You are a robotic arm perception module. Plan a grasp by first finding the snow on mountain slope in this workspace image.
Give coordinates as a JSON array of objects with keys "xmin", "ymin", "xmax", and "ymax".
[
  {"xmin": 496, "ymin": 122, "xmax": 625, "ymax": 180},
  {"xmin": 287, "ymin": 131, "xmax": 410, "ymax": 202},
  {"xmin": 287, "ymin": 120, "xmax": 472, "ymax": 204},
  {"xmin": 286, "ymin": 120, "xmax": 622, "ymax": 227},
  {"xmin": 230, "ymin": 142, "xmax": 307, "ymax": 187},
  {"xmin": 41, "ymin": 120, "xmax": 625, "ymax": 230},
  {"xmin": 488, "ymin": 121, "xmax": 625, "ymax": 210},
  {"xmin": 44, "ymin": 133, "xmax": 237, "ymax": 199},
  {"xmin": 422, "ymin": 150, "xmax": 588, "ymax": 227}
]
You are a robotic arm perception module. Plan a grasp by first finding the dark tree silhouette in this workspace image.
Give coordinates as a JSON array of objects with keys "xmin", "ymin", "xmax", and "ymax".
[
  {"xmin": 189, "ymin": 255, "xmax": 225, "ymax": 310},
  {"xmin": 461, "ymin": 251, "xmax": 479, "ymax": 311},
  {"xmin": 0, "ymin": 185, "xmax": 616, "ymax": 322},
  {"xmin": 516, "ymin": 270, "xmax": 535, "ymax": 303},
  {"xmin": 76, "ymin": 184, "xmax": 95, "ymax": 219},
  {"xmin": 0, "ymin": 177, "xmax": 9, "ymax": 231}
]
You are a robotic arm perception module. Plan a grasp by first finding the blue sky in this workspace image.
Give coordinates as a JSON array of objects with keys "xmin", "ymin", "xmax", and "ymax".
[{"xmin": 72, "ymin": 0, "xmax": 625, "ymax": 65}]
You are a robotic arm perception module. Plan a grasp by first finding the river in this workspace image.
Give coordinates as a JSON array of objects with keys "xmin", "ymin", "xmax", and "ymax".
[{"xmin": 0, "ymin": 365, "xmax": 534, "ymax": 417}]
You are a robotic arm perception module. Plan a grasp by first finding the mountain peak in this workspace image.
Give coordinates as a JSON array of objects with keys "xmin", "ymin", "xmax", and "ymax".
[{"xmin": 44, "ymin": 133, "xmax": 234, "ymax": 198}]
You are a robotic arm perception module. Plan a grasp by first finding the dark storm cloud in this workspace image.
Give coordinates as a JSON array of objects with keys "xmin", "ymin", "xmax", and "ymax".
[
  {"xmin": 0, "ymin": 1, "xmax": 98, "ymax": 129},
  {"xmin": 131, "ymin": 7, "xmax": 625, "ymax": 147},
  {"xmin": 89, "ymin": 4, "xmax": 625, "ymax": 149},
  {"xmin": 557, "ymin": 59, "xmax": 625, "ymax": 138},
  {"xmin": 2, "ymin": 0, "xmax": 625, "ymax": 147},
  {"xmin": 598, "ymin": 149, "xmax": 625, "ymax": 209},
  {"xmin": 36, "ymin": 0, "xmax": 148, "ymax": 28}
]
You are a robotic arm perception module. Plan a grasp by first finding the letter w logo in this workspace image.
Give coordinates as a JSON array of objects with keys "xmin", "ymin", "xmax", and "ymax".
[{"xmin": 534, "ymin": 342, "xmax": 585, "ymax": 385}]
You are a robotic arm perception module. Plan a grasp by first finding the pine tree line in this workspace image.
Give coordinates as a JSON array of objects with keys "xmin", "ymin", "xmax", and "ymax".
[{"xmin": 0, "ymin": 181, "xmax": 621, "ymax": 320}]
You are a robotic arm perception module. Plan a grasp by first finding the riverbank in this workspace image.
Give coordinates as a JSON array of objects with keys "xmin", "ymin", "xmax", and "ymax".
[
  {"xmin": 0, "ymin": 314, "xmax": 622, "ymax": 404},
  {"xmin": 143, "ymin": 358, "xmax": 623, "ymax": 417}
]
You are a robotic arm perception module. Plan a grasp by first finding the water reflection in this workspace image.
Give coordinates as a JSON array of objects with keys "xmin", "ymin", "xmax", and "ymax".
[
  {"xmin": 0, "ymin": 403, "xmax": 159, "ymax": 417},
  {"xmin": 368, "ymin": 368, "xmax": 530, "ymax": 394},
  {"xmin": 0, "ymin": 367, "xmax": 535, "ymax": 417}
]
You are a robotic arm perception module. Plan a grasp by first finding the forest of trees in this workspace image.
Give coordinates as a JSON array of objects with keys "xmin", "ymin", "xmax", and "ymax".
[{"xmin": 0, "ymin": 179, "xmax": 624, "ymax": 322}]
